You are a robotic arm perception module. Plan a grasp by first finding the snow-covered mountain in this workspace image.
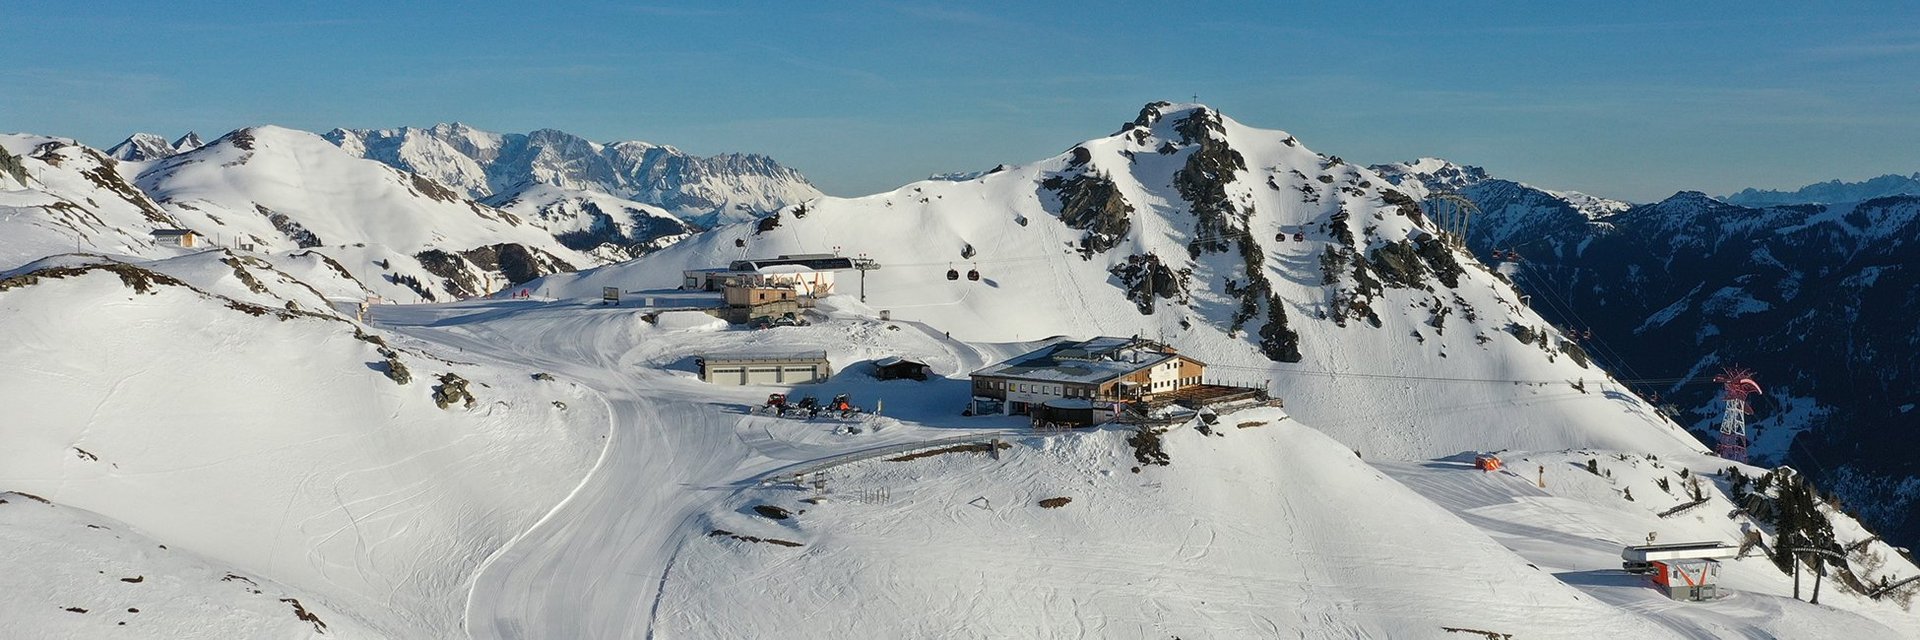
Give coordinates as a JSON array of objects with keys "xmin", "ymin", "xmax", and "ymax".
[
  {"xmin": 6, "ymin": 103, "xmax": 1918, "ymax": 639},
  {"xmin": 1371, "ymin": 157, "xmax": 1631, "ymax": 250},
  {"xmin": 325, "ymin": 123, "xmax": 822, "ymax": 228},
  {"xmin": 105, "ymin": 133, "xmax": 178, "ymax": 162},
  {"xmin": 104, "ymin": 131, "xmax": 205, "ymax": 161},
  {"xmin": 1434, "ymin": 184, "xmax": 1920, "ymax": 552},
  {"xmin": 1369, "ymin": 160, "xmax": 1920, "ymax": 551},
  {"xmin": 481, "ymin": 183, "xmax": 690, "ymax": 262},
  {"xmin": 1, "ymin": 127, "xmax": 595, "ymax": 301},
  {"xmin": 538, "ymin": 102, "xmax": 1705, "ymax": 460},
  {"xmin": 1727, "ymin": 172, "xmax": 1920, "ymax": 207},
  {"xmin": 503, "ymin": 102, "xmax": 1918, "ymax": 636},
  {"xmin": 171, "ymin": 131, "xmax": 204, "ymax": 153},
  {"xmin": 0, "ymin": 133, "xmax": 188, "ymax": 268}
]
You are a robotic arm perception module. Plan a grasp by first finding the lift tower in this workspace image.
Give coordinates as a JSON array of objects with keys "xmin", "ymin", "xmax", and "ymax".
[
  {"xmin": 1713, "ymin": 367, "xmax": 1763, "ymax": 463},
  {"xmin": 1425, "ymin": 192, "xmax": 1480, "ymax": 248}
]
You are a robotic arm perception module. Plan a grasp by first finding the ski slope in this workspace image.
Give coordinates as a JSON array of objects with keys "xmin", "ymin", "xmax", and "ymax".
[
  {"xmin": 359, "ymin": 293, "xmax": 1918, "ymax": 639},
  {"xmin": 0, "ymin": 255, "xmax": 606, "ymax": 636}
]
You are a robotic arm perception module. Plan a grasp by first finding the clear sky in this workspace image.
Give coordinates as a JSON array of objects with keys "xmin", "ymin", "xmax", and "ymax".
[{"xmin": 4, "ymin": 1, "xmax": 1917, "ymax": 202}]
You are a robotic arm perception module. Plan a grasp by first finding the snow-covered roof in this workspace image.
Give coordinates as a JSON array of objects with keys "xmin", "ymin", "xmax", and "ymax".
[
  {"xmin": 699, "ymin": 351, "xmax": 829, "ymax": 365},
  {"xmin": 971, "ymin": 337, "xmax": 1183, "ymax": 385},
  {"xmin": 753, "ymin": 264, "xmax": 816, "ymax": 274},
  {"xmin": 728, "ymin": 255, "xmax": 855, "ymax": 272}
]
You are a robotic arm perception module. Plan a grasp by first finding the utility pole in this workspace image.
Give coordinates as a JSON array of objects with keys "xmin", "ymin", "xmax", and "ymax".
[{"xmin": 851, "ymin": 255, "xmax": 880, "ymax": 303}]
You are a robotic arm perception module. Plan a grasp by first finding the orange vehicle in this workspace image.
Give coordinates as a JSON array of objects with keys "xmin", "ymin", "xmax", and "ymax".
[{"xmin": 1473, "ymin": 454, "xmax": 1502, "ymax": 472}]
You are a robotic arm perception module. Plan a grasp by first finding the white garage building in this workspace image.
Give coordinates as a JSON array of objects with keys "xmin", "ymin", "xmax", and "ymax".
[{"xmin": 696, "ymin": 351, "xmax": 833, "ymax": 385}]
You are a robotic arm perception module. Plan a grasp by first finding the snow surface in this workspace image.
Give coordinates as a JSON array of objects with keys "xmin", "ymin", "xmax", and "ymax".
[
  {"xmin": 5, "ymin": 103, "xmax": 1918, "ymax": 639},
  {"xmin": 0, "ymin": 492, "xmax": 377, "ymax": 638},
  {"xmin": 0, "ymin": 258, "xmax": 603, "ymax": 636}
]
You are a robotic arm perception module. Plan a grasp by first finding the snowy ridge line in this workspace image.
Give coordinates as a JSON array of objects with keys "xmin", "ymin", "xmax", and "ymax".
[{"xmin": 756, "ymin": 429, "xmax": 1029, "ymax": 486}]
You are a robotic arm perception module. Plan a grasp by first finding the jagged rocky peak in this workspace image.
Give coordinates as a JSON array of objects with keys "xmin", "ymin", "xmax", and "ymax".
[
  {"xmin": 1369, "ymin": 157, "xmax": 1491, "ymax": 193},
  {"xmin": 171, "ymin": 132, "xmax": 204, "ymax": 153},
  {"xmin": 106, "ymin": 133, "xmax": 180, "ymax": 162},
  {"xmin": 104, "ymin": 131, "xmax": 207, "ymax": 162}
]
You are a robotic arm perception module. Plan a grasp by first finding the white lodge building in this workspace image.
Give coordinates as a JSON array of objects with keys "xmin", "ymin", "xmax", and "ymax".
[{"xmin": 967, "ymin": 337, "xmax": 1205, "ymax": 416}]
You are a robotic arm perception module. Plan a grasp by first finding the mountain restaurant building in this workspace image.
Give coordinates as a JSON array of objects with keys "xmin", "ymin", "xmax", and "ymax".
[{"xmin": 967, "ymin": 337, "xmax": 1205, "ymax": 418}]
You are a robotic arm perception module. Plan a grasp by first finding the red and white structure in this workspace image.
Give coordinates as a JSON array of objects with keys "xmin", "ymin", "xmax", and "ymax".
[
  {"xmin": 1713, "ymin": 367, "xmax": 1763, "ymax": 463},
  {"xmin": 1622, "ymin": 541, "xmax": 1738, "ymax": 601}
]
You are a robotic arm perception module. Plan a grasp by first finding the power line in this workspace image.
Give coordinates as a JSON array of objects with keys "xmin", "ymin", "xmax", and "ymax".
[{"xmin": 1196, "ymin": 359, "xmax": 1716, "ymax": 388}]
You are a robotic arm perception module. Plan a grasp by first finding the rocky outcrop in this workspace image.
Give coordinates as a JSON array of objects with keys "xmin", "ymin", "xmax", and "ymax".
[
  {"xmin": 260, "ymin": 205, "xmax": 323, "ymax": 248},
  {"xmin": 0, "ymin": 148, "xmax": 26, "ymax": 186},
  {"xmin": 1109, "ymin": 253, "xmax": 1189, "ymax": 315},
  {"xmin": 413, "ymin": 250, "xmax": 485, "ymax": 299},
  {"xmin": 459, "ymin": 243, "xmax": 576, "ymax": 285},
  {"xmin": 1173, "ymin": 109, "xmax": 1248, "ymax": 257},
  {"xmin": 1043, "ymin": 172, "xmax": 1133, "ymax": 256}
]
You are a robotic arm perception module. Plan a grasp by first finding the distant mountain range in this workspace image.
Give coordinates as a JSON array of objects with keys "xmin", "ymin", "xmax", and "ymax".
[
  {"xmin": 1726, "ymin": 173, "xmax": 1920, "ymax": 207},
  {"xmin": 324, "ymin": 123, "xmax": 821, "ymax": 229}
]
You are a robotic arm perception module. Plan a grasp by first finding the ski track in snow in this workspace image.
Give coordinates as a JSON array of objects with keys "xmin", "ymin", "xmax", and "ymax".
[{"xmin": 371, "ymin": 300, "xmax": 1030, "ymax": 639}]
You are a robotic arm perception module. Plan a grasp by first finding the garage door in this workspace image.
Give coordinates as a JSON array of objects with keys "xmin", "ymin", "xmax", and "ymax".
[
  {"xmin": 708, "ymin": 366, "xmax": 748, "ymax": 385},
  {"xmin": 779, "ymin": 365, "xmax": 819, "ymax": 383},
  {"xmin": 746, "ymin": 367, "xmax": 782, "ymax": 385}
]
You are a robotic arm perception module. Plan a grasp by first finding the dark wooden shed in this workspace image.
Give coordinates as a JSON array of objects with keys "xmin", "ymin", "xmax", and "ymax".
[{"xmin": 872, "ymin": 357, "xmax": 930, "ymax": 381}]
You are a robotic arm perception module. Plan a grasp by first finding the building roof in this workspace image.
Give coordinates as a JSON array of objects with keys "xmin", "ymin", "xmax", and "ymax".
[
  {"xmin": 150, "ymin": 229, "xmax": 195, "ymax": 236},
  {"xmin": 700, "ymin": 351, "xmax": 830, "ymax": 365},
  {"xmin": 728, "ymin": 254, "xmax": 856, "ymax": 272},
  {"xmin": 971, "ymin": 337, "xmax": 1194, "ymax": 385}
]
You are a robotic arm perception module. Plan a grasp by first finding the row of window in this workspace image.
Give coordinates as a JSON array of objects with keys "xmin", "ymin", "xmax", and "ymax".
[
  {"xmin": 977, "ymin": 377, "xmax": 1203, "ymax": 397},
  {"xmin": 977, "ymin": 379, "xmax": 1100, "ymax": 398},
  {"xmin": 1150, "ymin": 376, "xmax": 1200, "ymax": 391}
]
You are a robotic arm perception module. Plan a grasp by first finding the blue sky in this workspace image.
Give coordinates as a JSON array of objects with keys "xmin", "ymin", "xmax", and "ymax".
[{"xmin": 4, "ymin": 1, "xmax": 1917, "ymax": 201}]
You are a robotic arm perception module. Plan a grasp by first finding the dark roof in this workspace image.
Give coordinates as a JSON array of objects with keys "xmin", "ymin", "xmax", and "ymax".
[
  {"xmin": 150, "ymin": 229, "xmax": 195, "ymax": 236},
  {"xmin": 728, "ymin": 255, "xmax": 856, "ymax": 272}
]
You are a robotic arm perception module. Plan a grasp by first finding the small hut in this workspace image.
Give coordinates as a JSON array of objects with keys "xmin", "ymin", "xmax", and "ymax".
[{"xmin": 872, "ymin": 357, "xmax": 930, "ymax": 381}]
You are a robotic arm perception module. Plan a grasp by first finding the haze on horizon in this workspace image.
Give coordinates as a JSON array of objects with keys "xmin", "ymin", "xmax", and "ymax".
[{"xmin": 3, "ymin": 1, "xmax": 1916, "ymax": 203}]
